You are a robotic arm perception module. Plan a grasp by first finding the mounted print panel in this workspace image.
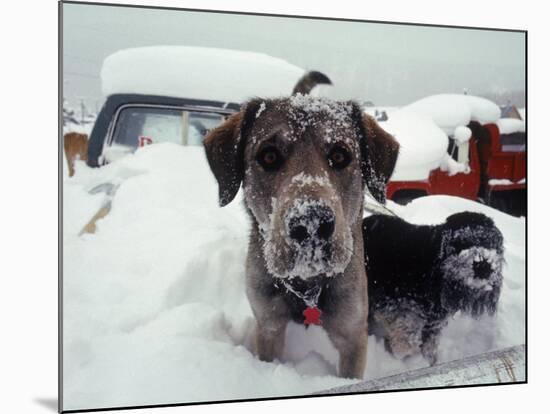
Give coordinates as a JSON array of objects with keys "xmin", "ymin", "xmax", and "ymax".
[{"xmin": 61, "ymin": 1, "xmax": 526, "ymax": 412}]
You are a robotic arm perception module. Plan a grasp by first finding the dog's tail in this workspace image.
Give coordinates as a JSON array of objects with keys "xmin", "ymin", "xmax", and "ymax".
[{"xmin": 292, "ymin": 70, "xmax": 332, "ymax": 95}]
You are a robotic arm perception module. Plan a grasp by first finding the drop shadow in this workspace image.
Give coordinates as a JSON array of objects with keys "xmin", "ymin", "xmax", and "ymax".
[{"xmin": 34, "ymin": 397, "xmax": 58, "ymax": 412}]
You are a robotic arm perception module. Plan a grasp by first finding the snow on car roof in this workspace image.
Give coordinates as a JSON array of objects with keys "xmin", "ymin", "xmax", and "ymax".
[
  {"xmin": 101, "ymin": 46, "xmax": 305, "ymax": 103},
  {"xmin": 375, "ymin": 108, "xmax": 449, "ymax": 182},
  {"xmin": 405, "ymin": 94, "xmax": 501, "ymax": 135}
]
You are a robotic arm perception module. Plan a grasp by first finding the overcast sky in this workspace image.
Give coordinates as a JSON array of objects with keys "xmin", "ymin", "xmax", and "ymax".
[{"xmin": 62, "ymin": 2, "xmax": 525, "ymax": 111}]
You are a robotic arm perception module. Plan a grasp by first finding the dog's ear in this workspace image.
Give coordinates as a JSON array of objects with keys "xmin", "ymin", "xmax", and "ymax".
[
  {"xmin": 203, "ymin": 111, "xmax": 246, "ymax": 206},
  {"xmin": 203, "ymin": 101, "xmax": 261, "ymax": 206},
  {"xmin": 355, "ymin": 108, "xmax": 400, "ymax": 204}
]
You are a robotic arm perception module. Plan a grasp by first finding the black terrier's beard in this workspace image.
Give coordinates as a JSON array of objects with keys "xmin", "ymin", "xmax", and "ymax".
[{"xmin": 440, "ymin": 246, "xmax": 504, "ymax": 317}]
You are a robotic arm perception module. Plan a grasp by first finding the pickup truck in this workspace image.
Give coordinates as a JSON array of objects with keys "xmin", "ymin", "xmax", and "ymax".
[{"xmin": 64, "ymin": 45, "xmax": 327, "ymax": 172}]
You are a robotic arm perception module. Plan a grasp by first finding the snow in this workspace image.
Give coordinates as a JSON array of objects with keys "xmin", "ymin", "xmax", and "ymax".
[
  {"xmin": 286, "ymin": 94, "xmax": 356, "ymax": 142},
  {"xmin": 363, "ymin": 107, "xmax": 399, "ymax": 119},
  {"xmin": 441, "ymin": 246, "xmax": 502, "ymax": 291},
  {"xmin": 488, "ymin": 178, "xmax": 519, "ymax": 186},
  {"xmin": 365, "ymin": 95, "xmax": 500, "ymax": 182},
  {"xmin": 497, "ymin": 118, "xmax": 526, "ymax": 135},
  {"xmin": 255, "ymin": 101, "xmax": 267, "ymax": 119},
  {"xmin": 375, "ymin": 108, "xmax": 449, "ymax": 181},
  {"xmin": 102, "ymin": 144, "xmax": 134, "ymax": 164},
  {"xmin": 63, "ymin": 122, "xmax": 94, "ymax": 136},
  {"xmin": 101, "ymin": 46, "xmax": 305, "ymax": 103},
  {"xmin": 63, "ymin": 145, "xmax": 524, "ymax": 410},
  {"xmin": 405, "ymin": 94, "xmax": 501, "ymax": 135},
  {"xmin": 290, "ymin": 172, "xmax": 331, "ymax": 188},
  {"xmin": 276, "ymin": 198, "xmax": 352, "ymax": 279},
  {"xmin": 289, "ymin": 94, "xmax": 353, "ymax": 121},
  {"xmin": 439, "ymin": 154, "xmax": 470, "ymax": 176},
  {"xmin": 453, "ymin": 125, "xmax": 472, "ymax": 143},
  {"xmin": 518, "ymin": 107, "xmax": 526, "ymax": 120}
]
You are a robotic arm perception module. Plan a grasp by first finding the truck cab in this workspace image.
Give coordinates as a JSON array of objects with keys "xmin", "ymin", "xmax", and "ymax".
[
  {"xmin": 86, "ymin": 94, "xmax": 239, "ymax": 167},
  {"xmin": 65, "ymin": 46, "xmax": 310, "ymax": 170},
  {"xmin": 379, "ymin": 94, "xmax": 526, "ymax": 216}
]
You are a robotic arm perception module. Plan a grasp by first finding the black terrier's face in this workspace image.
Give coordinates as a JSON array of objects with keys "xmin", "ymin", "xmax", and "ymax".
[{"xmin": 438, "ymin": 223, "xmax": 504, "ymax": 317}]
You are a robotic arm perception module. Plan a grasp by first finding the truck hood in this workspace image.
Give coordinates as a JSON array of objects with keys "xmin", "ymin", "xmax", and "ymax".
[{"xmin": 376, "ymin": 108, "xmax": 449, "ymax": 182}]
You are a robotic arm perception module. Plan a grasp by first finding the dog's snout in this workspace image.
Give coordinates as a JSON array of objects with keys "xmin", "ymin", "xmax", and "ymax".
[{"xmin": 287, "ymin": 204, "xmax": 335, "ymax": 244}]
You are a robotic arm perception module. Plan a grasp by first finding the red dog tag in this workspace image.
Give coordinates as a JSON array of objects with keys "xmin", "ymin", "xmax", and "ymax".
[{"xmin": 303, "ymin": 306, "xmax": 322, "ymax": 325}]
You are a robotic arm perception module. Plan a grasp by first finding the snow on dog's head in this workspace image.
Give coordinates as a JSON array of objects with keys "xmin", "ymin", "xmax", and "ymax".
[{"xmin": 203, "ymin": 96, "xmax": 399, "ymax": 280}]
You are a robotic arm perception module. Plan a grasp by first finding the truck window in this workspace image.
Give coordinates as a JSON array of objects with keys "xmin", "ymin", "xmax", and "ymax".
[
  {"xmin": 500, "ymin": 132, "xmax": 526, "ymax": 152},
  {"xmin": 110, "ymin": 106, "xmax": 225, "ymax": 149}
]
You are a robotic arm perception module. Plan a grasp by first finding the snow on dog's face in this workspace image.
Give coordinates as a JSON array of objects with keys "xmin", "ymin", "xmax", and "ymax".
[
  {"xmin": 438, "ymin": 213, "xmax": 505, "ymax": 317},
  {"xmin": 204, "ymin": 96, "xmax": 399, "ymax": 280}
]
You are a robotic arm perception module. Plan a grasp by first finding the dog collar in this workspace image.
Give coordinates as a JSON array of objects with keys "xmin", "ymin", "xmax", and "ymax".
[{"xmin": 279, "ymin": 279, "xmax": 323, "ymax": 326}]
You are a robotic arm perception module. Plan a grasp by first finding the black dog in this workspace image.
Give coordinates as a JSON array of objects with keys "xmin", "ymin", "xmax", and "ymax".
[{"xmin": 363, "ymin": 211, "xmax": 504, "ymax": 365}]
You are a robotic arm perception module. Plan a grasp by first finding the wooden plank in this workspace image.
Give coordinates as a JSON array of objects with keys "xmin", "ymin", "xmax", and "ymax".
[
  {"xmin": 79, "ymin": 183, "xmax": 119, "ymax": 235},
  {"xmin": 316, "ymin": 345, "xmax": 525, "ymax": 394},
  {"xmin": 79, "ymin": 203, "xmax": 112, "ymax": 235}
]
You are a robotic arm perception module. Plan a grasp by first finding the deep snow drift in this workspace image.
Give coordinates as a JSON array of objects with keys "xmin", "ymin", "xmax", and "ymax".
[{"xmin": 63, "ymin": 144, "xmax": 525, "ymax": 411}]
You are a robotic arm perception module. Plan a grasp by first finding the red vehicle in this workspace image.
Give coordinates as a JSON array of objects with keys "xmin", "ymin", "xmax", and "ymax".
[{"xmin": 380, "ymin": 95, "xmax": 526, "ymax": 216}]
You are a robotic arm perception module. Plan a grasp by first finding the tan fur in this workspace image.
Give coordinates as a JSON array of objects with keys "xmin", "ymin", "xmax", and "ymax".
[{"xmin": 63, "ymin": 132, "xmax": 88, "ymax": 177}]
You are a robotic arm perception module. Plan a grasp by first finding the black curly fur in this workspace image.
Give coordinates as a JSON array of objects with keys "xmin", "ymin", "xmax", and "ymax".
[
  {"xmin": 363, "ymin": 211, "xmax": 504, "ymax": 365},
  {"xmin": 291, "ymin": 71, "xmax": 332, "ymax": 95}
]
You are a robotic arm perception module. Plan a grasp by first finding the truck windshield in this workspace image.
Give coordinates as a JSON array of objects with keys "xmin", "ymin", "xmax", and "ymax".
[{"xmin": 111, "ymin": 106, "xmax": 225, "ymax": 149}]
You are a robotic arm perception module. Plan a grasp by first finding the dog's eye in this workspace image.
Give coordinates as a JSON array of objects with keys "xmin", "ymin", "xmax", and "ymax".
[
  {"xmin": 257, "ymin": 147, "xmax": 283, "ymax": 171},
  {"xmin": 328, "ymin": 146, "xmax": 351, "ymax": 169}
]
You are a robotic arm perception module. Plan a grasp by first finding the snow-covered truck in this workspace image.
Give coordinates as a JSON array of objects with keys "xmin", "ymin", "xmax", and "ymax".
[
  {"xmin": 373, "ymin": 94, "xmax": 526, "ymax": 216},
  {"xmin": 67, "ymin": 45, "xmax": 331, "ymax": 232},
  {"xmin": 84, "ymin": 46, "xmax": 310, "ymax": 167}
]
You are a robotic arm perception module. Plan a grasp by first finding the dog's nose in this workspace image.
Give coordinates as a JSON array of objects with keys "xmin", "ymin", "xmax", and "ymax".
[
  {"xmin": 287, "ymin": 204, "xmax": 335, "ymax": 244},
  {"xmin": 472, "ymin": 259, "xmax": 493, "ymax": 280}
]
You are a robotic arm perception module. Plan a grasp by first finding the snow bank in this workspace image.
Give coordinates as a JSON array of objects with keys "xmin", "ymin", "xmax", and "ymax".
[
  {"xmin": 497, "ymin": 118, "xmax": 526, "ymax": 135},
  {"xmin": 63, "ymin": 144, "xmax": 354, "ymax": 410},
  {"xmin": 375, "ymin": 109, "xmax": 449, "ymax": 181},
  {"xmin": 63, "ymin": 145, "xmax": 524, "ymax": 410},
  {"xmin": 63, "ymin": 122, "xmax": 94, "ymax": 136},
  {"xmin": 405, "ymin": 94, "xmax": 501, "ymax": 135},
  {"xmin": 101, "ymin": 46, "xmax": 305, "ymax": 103}
]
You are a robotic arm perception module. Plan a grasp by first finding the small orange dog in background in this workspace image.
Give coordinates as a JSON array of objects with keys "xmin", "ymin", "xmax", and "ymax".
[{"xmin": 64, "ymin": 132, "xmax": 88, "ymax": 177}]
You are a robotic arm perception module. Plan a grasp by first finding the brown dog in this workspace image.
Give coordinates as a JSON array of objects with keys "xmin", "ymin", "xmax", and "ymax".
[
  {"xmin": 204, "ymin": 95, "xmax": 399, "ymax": 378},
  {"xmin": 63, "ymin": 132, "xmax": 89, "ymax": 177}
]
